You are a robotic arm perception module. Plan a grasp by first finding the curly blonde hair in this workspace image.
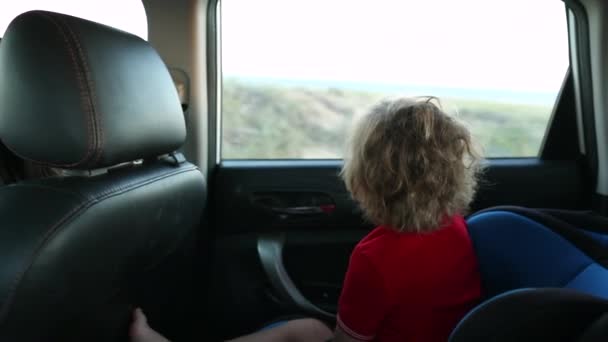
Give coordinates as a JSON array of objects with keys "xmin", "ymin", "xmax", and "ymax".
[{"xmin": 341, "ymin": 97, "xmax": 483, "ymax": 233}]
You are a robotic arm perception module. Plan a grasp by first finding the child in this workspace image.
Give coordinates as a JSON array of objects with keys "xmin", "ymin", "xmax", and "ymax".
[
  {"xmin": 131, "ymin": 96, "xmax": 483, "ymax": 342},
  {"xmin": 334, "ymin": 96, "xmax": 482, "ymax": 341}
]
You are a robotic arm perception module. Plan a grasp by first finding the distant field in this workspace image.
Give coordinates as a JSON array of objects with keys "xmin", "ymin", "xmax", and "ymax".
[{"xmin": 221, "ymin": 78, "xmax": 554, "ymax": 159}]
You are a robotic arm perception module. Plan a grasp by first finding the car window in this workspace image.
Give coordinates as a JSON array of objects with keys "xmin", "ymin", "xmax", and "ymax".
[
  {"xmin": 219, "ymin": 0, "xmax": 569, "ymax": 159},
  {"xmin": 0, "ymin": 0, "xmax": 147, "ymax": 39}
]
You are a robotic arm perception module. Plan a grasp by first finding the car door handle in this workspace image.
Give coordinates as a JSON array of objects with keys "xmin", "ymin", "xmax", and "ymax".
[
  {"xmin": 271, "ymin": 205, "xmax": 336, "ymax": 215},
  {"xmin": 257, "ymin": 233, "xmax": 335, "ymax": 319},
  {"xmin": 250, "ymin": 192, "xmax": 336, "ymax": 216}
]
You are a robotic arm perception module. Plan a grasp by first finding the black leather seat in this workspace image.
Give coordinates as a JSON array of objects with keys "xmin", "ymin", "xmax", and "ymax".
[
  {"xmin": 450, "ymin": 288, "xmax": 608, "ymax": 342},
  {"xmin": 0, "ymin": 10, "xmax": 205, "ymax": 342}
]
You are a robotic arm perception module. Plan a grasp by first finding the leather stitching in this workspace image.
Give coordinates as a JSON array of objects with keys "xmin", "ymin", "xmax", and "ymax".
[
  {"xmin": 0, "ymin": 166, "xmax": 200, "ymax": 324},
  {"xmin": 56, "ymin": 15, "xmax": 104, "ymax": 168},
  {"xmin": 35, "ymin": 12, "xmax": 97, "ymax": 168}
]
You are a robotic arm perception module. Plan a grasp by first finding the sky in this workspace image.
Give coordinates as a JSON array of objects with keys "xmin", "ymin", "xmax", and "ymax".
[
  {"xmin": 0, "ymin": 0, "xmax": 569, "ymax": 94},
  {"xmin": 0, "ymin": 0, "xmax": 148, "ymax": 39},
  {"xmin": 221, "ymin": 0, "xmax": 570, "ymax": 93}
]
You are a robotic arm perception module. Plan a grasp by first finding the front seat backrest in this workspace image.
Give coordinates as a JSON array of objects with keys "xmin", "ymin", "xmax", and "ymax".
[{"xmin": 0, "ymin": 10, "xmax": 205, "ymax": 342}]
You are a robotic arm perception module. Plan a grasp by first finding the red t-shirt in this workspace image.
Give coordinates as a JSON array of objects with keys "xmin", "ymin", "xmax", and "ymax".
[{"xmin": 337, "ymin": 215, "xmax": 481, "ymax": 342}]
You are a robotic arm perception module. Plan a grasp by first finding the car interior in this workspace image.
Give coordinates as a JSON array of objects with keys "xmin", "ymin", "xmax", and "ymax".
[{"xmin": 1, "ymin": 0, "xmax": 608, "ymax": 341}]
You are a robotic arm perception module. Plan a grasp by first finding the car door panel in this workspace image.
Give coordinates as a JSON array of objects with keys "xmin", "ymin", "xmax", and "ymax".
[{"xmin": 207, "ymin": 158, "xmax": 588, "ymax": 337}]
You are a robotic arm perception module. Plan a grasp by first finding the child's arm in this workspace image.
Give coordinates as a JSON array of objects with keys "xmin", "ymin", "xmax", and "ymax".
[
  {"xmin": 226, "ymin": 318, "xmax": 333, "ymax": 342},
  {"xmin": 336, "ymin": 249, "xmax": 391, "ymax": 341},
  {"xmin": 333, "ymin": 325, "xmax": 371, "ymax": 342}
]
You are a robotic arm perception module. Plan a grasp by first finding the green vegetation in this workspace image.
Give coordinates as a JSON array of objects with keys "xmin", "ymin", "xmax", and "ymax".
[{"xmin": 222, "ymin": 78, "xmax": 553, "ymax": 159}]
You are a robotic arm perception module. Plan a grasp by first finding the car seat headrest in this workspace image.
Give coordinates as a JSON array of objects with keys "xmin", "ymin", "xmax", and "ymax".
[{"xmin": 0, "ymin": 11, "xmax": 185, "ymax": 170}]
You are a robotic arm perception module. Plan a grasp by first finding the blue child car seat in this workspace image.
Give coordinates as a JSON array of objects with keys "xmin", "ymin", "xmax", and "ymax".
[{"xmin": 450, "ymin": 206, "xmax": 608, "ymax": 341}]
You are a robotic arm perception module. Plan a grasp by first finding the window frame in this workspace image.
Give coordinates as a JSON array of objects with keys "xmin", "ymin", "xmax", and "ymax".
[{"xmin": 210, "ymin": 0, "xmax": 575, "ymax": 164}]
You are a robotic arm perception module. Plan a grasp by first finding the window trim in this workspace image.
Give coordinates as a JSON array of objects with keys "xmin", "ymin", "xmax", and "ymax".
[
  {"xmin": 563, "ymin": 0, "xmax": 598, "ymax": 188},
  {"xmin": 207, "ymin": 0, "xmax": 221, "ymax": 169}
]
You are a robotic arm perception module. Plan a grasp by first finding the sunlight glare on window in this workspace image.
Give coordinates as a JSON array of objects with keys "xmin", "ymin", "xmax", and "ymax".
[{"xmin": 221, "ymin": 0, "xmax": 569, "ymax": 159}]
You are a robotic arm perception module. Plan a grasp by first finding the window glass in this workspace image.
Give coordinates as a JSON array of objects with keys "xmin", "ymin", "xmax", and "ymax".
[
  {"xmin": 220, "ymin": 0, "xmax": 569, "ymax": 159},
  {"xmin": 0, "ymin": 0, "xmax": 147, "ymax": 39}
]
